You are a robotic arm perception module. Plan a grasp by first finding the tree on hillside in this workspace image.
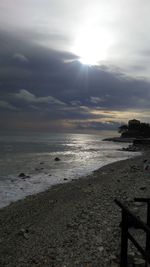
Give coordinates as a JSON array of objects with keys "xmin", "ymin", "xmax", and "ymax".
[
  {"xmin": 119, "ymin": 120, "xmax": 150, "ymax": 138},
  {"xmin": 118, "ymin": 124, "xmax": 128, "ymax": 134},
  {"xmin": 140, "ymin": 122, "xmax": 150, "ymax": 137}
]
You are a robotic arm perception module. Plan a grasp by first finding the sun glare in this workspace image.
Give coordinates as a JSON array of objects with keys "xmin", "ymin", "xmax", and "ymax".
[
  {"xmin": 79, "ymin": 56, "xmax": 98, "ymax": 66},
  {"xmin": 73, "ymin": 24, "xmax": 114, "ymax": 66}
]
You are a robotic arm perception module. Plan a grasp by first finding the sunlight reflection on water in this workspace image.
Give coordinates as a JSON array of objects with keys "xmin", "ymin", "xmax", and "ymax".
[{"xmin": 0, "ymin": 132, "xmax": 140, "ymax": 208}]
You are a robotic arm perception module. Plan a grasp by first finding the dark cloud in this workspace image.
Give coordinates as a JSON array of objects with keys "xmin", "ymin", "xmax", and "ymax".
[
  {"xmin": 0, "ymin": 27, "xmax": 150, "ymax": 132},
  {"xmin": 13, "ymin": 53, "xmax": 29, "ymax": 63},
  {"xmin": 76, "ymin": 120, "xmax": 121, "ymax": 131},
  {"xmin": 0, "ymin": 100, "xmax": 18, "ymax": 111},
  {"xmin": 12, "ymin": 89, "xmax": 66, "ymax": 106}
]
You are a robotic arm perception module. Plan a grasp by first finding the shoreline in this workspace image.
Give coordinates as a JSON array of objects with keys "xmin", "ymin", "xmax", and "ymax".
[
  {"xmin": 0, "ymin": 150, "xmax": 150, "ymax": 267},
  {"xmin": 0, "ymin": 149, "xmax": 140, "ymax": 209}
]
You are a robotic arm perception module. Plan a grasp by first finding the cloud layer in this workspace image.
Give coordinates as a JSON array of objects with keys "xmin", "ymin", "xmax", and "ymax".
[{"xmin": 0, "ymin": 0, "xmax": 150, "ymax": 132}]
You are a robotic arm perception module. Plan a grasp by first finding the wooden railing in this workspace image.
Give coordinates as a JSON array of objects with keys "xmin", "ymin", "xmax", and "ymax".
[{"xmin": 115, "ymin": 198, "xmax": 150, "ymax": 267}]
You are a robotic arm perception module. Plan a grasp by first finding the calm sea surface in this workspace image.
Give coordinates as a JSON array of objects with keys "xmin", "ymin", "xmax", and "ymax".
[{"xmin": 0, "ymin": 132, "xmax": 140, "ymax": 208}]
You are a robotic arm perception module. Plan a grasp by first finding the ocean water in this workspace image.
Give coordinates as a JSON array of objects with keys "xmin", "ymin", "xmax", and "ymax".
[{"xmin": 0, "ymin": 132, "xmax": 140, "ymax": 208}]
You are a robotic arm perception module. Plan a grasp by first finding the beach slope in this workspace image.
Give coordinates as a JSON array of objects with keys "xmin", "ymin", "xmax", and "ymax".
[{"xmin": 0, "ymin": 152, "xmax": 150, "ymax": 267}]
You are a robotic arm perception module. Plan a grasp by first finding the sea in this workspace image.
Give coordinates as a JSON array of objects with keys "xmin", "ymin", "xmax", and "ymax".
[{"xmin": 0, "ymin": 131, "xmax": 140, "ymax": 208}]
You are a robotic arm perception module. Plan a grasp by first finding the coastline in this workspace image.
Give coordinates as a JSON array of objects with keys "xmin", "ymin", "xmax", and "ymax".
[
  {"xmin": 0, "ymin": 150, "xmax": 150, "ymax": 267},
  {"xmin": 0, "ymin": 145, "xmax": 139, "ymax": 209}
]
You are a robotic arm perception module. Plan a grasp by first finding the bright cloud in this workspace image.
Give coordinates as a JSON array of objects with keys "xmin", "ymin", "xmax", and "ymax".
[{"xmin": 13, "ymin": 89, "xmax": 66, "ymax": 106}]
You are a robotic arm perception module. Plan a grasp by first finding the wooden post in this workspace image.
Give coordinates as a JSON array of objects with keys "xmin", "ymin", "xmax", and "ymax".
[
  {"xmin": 146, "ymin": 201, "xmax": 150, "ymax": 253},
  {"xmin": 145, "ymin": 202, "xmax": 150, "ymax": 267},
  {"xmin": 120, "ymin": 210, "xmax": 128, "ymax": 267}
]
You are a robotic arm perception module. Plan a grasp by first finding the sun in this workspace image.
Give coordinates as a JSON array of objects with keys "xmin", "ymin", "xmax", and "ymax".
[
  {"xmin": 72, "ymin": 25, "xmax": 113, "ymax": 66},
  {"xmin": 79, "ymin": 56, "xmax": 98, "ymax": 66}
]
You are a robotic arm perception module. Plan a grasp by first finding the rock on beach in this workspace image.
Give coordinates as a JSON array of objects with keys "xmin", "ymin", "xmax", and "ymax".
[{"xmin": 55, "ymin": 157, "xmax": 60, "ymax": 161}]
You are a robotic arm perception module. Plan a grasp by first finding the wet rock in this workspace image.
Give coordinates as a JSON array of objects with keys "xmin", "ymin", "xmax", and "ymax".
[
  {"xmin": 110, "ymin": 255, "xmax": 120, "ymax": 267},
  {"xmin": 18, "ymin": 228, "xmax": 29, "ymax": 239},
  {"xmin": 55, "ymin": 157, "xmax": 60, "ymax": 161},
  {"xmin": 18, "ymin": 173, "xmax": 26, "ymax": 178},
  {"xmin": 35, "ymin": 167, "xmax": 44, "ymax": 171},
  {"xmin": 66, "ymin": 223, "xmax": 73, "ymax": 229},
  {"xmin": 30, "ymin": 258, "xmax": 38, "ymax": 264},
  {"xmin": 126, "ymin": 198, "xmax": 132, "ymax": 203},
  {"xmin": 97, "ymin": 246, "xmax": 104, "ymax": 252},
  {"xmin": 110, "ymin": 255, "xmax": 117, "ymax": 261},
  {"xmin": 140, "ymin": 186, "xmax": 146, "ymax": 190},
  {"xmin": 18, "ymin": 173, "xmax": 30, "ymax": 179},
  {"xmin": 23, "ymin": 232, "xmax": 29, "ymax": 239},
  {"xmin": 95, "ymin": 235, "xmax": 103, "ymax": 243}
]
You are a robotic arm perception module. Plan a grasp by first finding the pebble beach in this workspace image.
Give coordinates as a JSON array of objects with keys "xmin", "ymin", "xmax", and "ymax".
[{"xmin": 0, "ymin": 150, "xmax": 150, "ymax": 267}]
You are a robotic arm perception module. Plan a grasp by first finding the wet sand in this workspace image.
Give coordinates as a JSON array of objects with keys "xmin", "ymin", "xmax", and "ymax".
[{"xmin": 0, "ymin": 151, "xmax": 150, "ymax": 267}]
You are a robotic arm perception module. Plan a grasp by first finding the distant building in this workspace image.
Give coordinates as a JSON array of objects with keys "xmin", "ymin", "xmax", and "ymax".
[{"xmin": 128, "ymin": 119, "xmax": 140, "ymax": 126}]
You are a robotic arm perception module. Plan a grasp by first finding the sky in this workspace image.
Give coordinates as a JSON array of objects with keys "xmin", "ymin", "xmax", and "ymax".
[{"xmin": 0, "ymin": 0, "xmax": 150, "ymax": 133}]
